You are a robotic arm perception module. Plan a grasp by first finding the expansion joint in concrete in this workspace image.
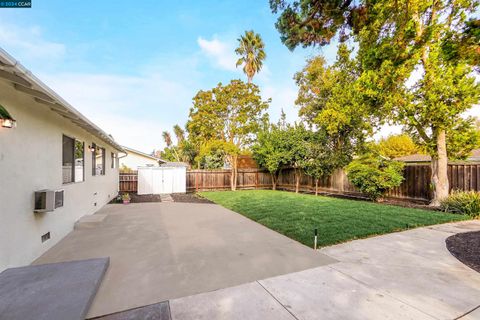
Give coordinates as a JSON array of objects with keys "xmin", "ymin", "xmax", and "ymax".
[
  {"xmin": 256, "ymin": 281, "xmax": 300, "ymax": 320},
  {"xmin": 454, "ymin": 304, "xmax": 480, "ymax": 320}
]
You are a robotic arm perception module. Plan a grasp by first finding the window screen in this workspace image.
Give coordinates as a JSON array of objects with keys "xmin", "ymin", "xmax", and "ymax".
[
  {"xmin": 93, "ymin": 144, "xmax": 106, "ymax": 175},
  {"xmin": 63, "ymin": 135, "xmax": 84, "ymax": 183},
  {"xmin": 74, "ymin": 140, "xmax": 84, "ymax": 182},
  {"xmin": 62, "ymin": 135, "xmax": 74, "ymax": 183}
]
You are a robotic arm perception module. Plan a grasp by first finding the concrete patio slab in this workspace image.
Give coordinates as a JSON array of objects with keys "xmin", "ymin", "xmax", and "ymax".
[
  {"xmin": 427, "ymin": 219, "xmax": 480, "ymax": 234},
  {"xmin": 331, "ymin": 261, "xmax": 480, "ymax": 319},
  {"xmin": 258, "ymin": 266, "xmax": 436, "ymax": 320},
  {"xmin": 320, "ymin": 227, "xmax": 473, "ymax": 270},
  {"xmin": 170, "ymin": 282, "xmax": 295, "ymax": 320},
  {"xmin": 0, "ymin": 258, "xmax": 109, "ymax": 320},
  {"xmin": 34, "ymin": 202, "xmax": 335, "ymax": 318}
]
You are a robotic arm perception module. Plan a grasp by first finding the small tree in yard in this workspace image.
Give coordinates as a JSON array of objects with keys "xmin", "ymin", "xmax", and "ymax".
[
  {"xmin": 300, "ymin": 130, "xmax": 340, "ymax": 195},
  {"xmin": 284, "ymin": 124, "xmax": 310, "ymax": 193},
  {"xmin": 252, "ymin": 124, "xmax": 290, "ymax": 190},
  {"xmin": 346, "ymin": 154, "xmax": 405, "ymax": 201}
]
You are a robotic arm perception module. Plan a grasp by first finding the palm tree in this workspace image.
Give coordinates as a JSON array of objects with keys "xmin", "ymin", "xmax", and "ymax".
[
  {"xmin": 173, "ymin": 124, "xmax": 185, "ymax": 144},
  {"xmin": 235, "ymin": 30, "xmax": 266, "ymax": 83},
  {"xmin": 162, "ymin": 131, "xmax": 173, "ymax": 147}
]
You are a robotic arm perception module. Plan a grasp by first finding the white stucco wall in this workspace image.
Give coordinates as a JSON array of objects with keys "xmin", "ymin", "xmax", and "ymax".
[
  {"xmin": 119, "ymin": 152, "xmax": 159, "ymax": 170},
  {"xmin": 0, "ymin": 80, "xmax": 120, "ymax": 271}
]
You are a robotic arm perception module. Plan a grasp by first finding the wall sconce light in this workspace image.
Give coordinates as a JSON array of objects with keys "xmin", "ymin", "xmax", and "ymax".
[
  {"xmin": 0, "ymin": 104, "xmax": 16, "ymax": 128},
  {"xmin": 88, "ymin": 145, "xmax": 96, "ymax": 152}
]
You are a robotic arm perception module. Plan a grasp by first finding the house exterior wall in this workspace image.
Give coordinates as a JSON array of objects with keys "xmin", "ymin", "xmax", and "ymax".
[
  {"xmin": 119, "ymin": 152, "xmax": 159, "ymax": 170},
  {"xmin": 0, "ymin": 80, "xmax": 119, "ymax": 271}
]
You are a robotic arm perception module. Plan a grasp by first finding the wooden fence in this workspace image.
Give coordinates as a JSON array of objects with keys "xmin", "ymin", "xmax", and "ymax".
[
  {"xmin": 119, "ymin": 171, "xmax": 138, "ymax": 192},
  {"xmin": 120, "ymin": 163, "xmax": 480, "ymax": 202}
]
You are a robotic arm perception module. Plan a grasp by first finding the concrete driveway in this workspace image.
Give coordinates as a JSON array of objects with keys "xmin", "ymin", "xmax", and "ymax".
[
  {"xmin": 169, "ymin": 220, "xmax": 480, "ymax": 320},
  {"xmin": 34, "ymin": 202, "xmax": 335, "ymax": 318}
]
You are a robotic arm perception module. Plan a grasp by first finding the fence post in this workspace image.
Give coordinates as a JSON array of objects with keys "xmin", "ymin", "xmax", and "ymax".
[
  {"xmin": 255, "ymin": 170, "xmax": 259, "ymax": 189},
  {"xmin": 195, "ymin": 171, "xmax": 199, "ymax": 192}
]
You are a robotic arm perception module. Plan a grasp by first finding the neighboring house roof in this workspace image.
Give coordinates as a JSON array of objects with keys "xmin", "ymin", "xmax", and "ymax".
[
  {"xmin": 394, "ymin": 154, "xmax": 432, "ymax": 162},
  {"xmin": 395, "ymin": 148, "xmax": 480, "ymax": 162},
  {"xmin": 0, "ymin": 48, "xmax": 124, "ymax": 152},
  {"xmin": 122, "ymin": 146, "xmax": 166, "ymax": 163},
  {"xmin": 160, "ymin": 162, "xmax": 189, "ymax": 167}
]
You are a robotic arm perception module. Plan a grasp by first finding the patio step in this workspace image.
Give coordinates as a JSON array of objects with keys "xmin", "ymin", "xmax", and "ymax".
[
  {"xmin": 0, "ymin": 258, "xmax": 110, "ymax": 320},
  {"xmin": 160, "ymin": 194, "xmax": 174, "ymax": 202},
  {"xmin": 75, "ymin": 214, "xmax": 108, "ymax": 230}
]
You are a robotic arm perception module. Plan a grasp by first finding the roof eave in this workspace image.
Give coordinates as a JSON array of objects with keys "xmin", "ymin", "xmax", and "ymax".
[{"xmin": 0, "ymin": 48, "xmax": 125, "ymax": 153}]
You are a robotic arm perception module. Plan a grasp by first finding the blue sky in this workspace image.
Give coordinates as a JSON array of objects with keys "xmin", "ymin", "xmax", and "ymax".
[{"xmin": 0, "ymin": 1, "xmax": 403, "ymax": 151}]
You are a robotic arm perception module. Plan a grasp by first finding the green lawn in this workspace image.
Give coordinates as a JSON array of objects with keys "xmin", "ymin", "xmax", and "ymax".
[{"xmin": 199, "ymin": 190, "xmax": 469, "ymax": 247}]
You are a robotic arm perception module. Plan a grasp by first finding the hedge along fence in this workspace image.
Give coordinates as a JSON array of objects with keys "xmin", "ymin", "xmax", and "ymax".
[{"xmin": 120, "ymin": 163, "xmax": 480, "ymax": 202}]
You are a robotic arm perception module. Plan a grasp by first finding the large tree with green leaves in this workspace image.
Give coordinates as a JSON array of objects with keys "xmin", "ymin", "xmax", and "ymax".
[
  {"xmin": 235, "ymin": 30, "xmax": 266, "ymax": 83},
  {"xmin": 272, "ymin": 0, "xmax": 480, "ymax": 205},
  {"xmin": 187, "ymin": 80, "xmax": 270, "ymax": 190},
  {"xmin": 294, "ymin": 44, "xmax": 373, "ymax": 163}
]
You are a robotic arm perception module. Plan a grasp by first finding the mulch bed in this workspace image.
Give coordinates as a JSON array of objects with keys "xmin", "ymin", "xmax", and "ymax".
[
  {"xmin": 446, "ymin": 231, "xmax": 480, "ymax": 273},
  {"xmin": 171, "ymin": 193, "xmax": 213, "ymax": 204},
  {"xmin": 110, "ymin": 193, "xmax": 162, "ymax": 203},
  {"xmin": 129, "ymin": 194, "xmax": 162, "ymax": 203}
]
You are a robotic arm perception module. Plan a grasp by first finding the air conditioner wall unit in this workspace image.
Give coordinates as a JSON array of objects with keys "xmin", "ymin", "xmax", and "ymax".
[{"xmin": 34, "ymin": 190, "xmax": 56, "ymax": 213}]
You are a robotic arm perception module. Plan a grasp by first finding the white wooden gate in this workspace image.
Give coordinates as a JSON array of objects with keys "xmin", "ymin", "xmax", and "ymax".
[{"xmin": 137, "ymin": 166, "xmax": 186, "ymax": 195}]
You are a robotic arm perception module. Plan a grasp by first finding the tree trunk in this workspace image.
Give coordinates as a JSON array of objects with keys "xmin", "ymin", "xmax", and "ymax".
[
  {"xmin": 230, "ymin": 155, "xmax": 238, "ymax": 191},
  {"xmin": 271, "ymin": 172, "xmax": 277, "ymax": 190},
  {"xmin": 315, "ymin": 179, "xmax": 318, "ymax": 196},
  {"xmin": 430, "ymin": 129, "xmax": 449, "ymax": 206},
  {"xmin": 295, "ymin": 168, "xmax": 301, "ymax": 193}
]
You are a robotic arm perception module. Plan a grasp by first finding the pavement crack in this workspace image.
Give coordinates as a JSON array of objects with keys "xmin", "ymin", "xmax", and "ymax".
[{"xmin": 256, "ymin": 281, "xmax": 300, "ymax": 320}]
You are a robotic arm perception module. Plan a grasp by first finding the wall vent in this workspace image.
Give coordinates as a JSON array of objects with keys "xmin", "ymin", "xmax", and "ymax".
[{"xmin": 41, "ymin": 232, "xmax": 51, "ymax": 243}]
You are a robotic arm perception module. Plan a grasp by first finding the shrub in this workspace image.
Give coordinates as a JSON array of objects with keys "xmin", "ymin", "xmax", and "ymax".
[
  {"xmin": 346, "ymin": 154, "xmax": 405, "ymax": 201},
  {"xmin": 440, "ymin": 191, "xmax": 480, "ymax": 218}
]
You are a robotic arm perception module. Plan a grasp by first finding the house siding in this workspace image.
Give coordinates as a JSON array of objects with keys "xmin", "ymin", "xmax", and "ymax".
[
  {"xmin": 0, "ymin": 80, "xmax": 119, "ymax": 271},
  {"xmin": 119, "ymin": 152, "xmax": 159, "ymax": 169}
]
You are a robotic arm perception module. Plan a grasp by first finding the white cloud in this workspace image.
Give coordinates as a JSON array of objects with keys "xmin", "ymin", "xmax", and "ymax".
[
  {"xmin": 0, "ymin": 22, "xmax": 66, "ymax": 62},
  {"xmin": 197, "ymin": 36, "xmax": 238, "ymax": 71}
]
